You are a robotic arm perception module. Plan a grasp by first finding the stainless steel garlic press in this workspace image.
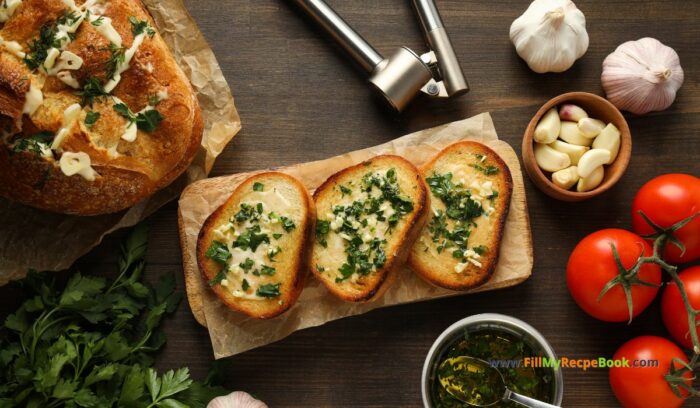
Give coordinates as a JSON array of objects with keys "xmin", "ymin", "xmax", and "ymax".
[{"xmin": 289, "ymin": 0, "xmax": 469, "ymax": 111}]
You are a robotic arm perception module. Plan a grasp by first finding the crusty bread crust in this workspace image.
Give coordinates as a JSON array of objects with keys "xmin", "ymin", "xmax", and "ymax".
[
  {"xmin": 310, "ymin": 155, "xmax": 429, "ymax": 302},
  {"xmin": 0, "ymin": 0, "xmax": 203, "ymax": 215},
  {"xmin": 408, "ymin": 141, "xmax": 513, "ymax": 291},
  {"xmin": 196, "ymin": 172, "xmax": 315, "ymax": 319}
]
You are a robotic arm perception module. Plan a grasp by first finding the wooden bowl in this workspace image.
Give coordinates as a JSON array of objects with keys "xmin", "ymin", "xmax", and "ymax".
[{"xmin": 522, "ymin": 92, "xmax": 632, "ymax": 202}]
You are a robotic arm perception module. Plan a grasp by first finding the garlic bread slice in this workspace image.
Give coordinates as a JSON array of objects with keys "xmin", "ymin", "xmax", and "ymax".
[
  {"xmin": 197, "ymin": 172, "xmax": 314, "ymax": 319},
  {"xmin": 311, "ymin": 155, "xmax": 429, "ymax": 302},
  {"xmin": 409, "ymin": 142, "xmax": 513, "ymax": 290}
]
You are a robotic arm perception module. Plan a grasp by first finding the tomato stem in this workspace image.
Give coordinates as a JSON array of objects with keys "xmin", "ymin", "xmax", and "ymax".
[{"xmin": 636, "ymin": 210, "xmax": 700, "ymax": 399}]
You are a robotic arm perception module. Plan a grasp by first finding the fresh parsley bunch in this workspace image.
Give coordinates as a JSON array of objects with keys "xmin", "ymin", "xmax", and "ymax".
[{"xmin": 0, "ymin": 225, "xmax": 226, "ymax": 407}]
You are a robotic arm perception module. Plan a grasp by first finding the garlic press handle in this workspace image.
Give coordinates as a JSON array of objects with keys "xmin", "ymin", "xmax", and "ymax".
[
  {"xmin": 412, "ymin": 0, "xmax": 469, "ymax": 96},
  {"xmin": 291, "ymin": 0, "xmax": 384, "ymax": 74}
]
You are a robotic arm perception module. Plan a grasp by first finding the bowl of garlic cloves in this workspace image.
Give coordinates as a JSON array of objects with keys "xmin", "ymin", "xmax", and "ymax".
[{"xmin": 522, "ymin": 92, "xmax": 632, "ymax": 202}]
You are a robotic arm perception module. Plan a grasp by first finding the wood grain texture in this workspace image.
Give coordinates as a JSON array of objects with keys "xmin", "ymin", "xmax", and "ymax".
[{"xmin": 1, "ymin": 0, "xmax": 700, "ymax": 406}]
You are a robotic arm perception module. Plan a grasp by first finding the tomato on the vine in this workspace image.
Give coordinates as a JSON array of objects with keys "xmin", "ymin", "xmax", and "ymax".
[
  {"xmin": 662, "ymin": 266, "xmax": 700, "ymax": 350},
  {"xmin": 610, "ymin": 336, "xmax": 691, "ymax": 408},
  {"xmin": 566, "ymin": 229, "xmax": 662, "ymax": 322},
  {"xmin": 632, "ymin": 174, "xmax": 700, "ymax": 264}
]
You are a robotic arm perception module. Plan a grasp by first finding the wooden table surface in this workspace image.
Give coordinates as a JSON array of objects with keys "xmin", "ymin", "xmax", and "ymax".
[{"xmin": 3, "ymin": 0, "xmax": 700, "ymax": 407}]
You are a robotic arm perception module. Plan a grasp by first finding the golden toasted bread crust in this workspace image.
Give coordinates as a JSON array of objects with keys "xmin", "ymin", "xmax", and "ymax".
[
  {"xmin": 310, "ymin": 155, "xmax": 429, "ymax": 302},
  {"xmin": 0, "ymin": 0, "xmax": 203, "ymax": 215},
  {"xmin": 409, "ymin": 141, "xmax": 513, "ymax": 291},
  {"xmin": 196, "ymin": 172, "xmax": 314, "ymax": 319}
]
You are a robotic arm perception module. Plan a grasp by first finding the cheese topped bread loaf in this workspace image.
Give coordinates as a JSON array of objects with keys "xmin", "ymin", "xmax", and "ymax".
[{"xmin": 0, "ymin": 0, "xmax": 202, "ymax": 215}]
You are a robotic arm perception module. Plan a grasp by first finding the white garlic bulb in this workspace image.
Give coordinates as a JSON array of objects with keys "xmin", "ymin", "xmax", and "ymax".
[
  {"xmin": 509, "ymin": 0, "xmax": 589, "ymax": 73},
  {"xmin": 601, "ymin": 37, "xmax": 684, "ymax": 115},
  {"xmin": 208, "ymin": 391, "xmax": 269, "ymax": 408}
]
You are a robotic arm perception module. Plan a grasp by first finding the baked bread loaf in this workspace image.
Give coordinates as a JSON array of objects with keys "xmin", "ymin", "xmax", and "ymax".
[
  {"xmin": 197, "ymin": 172, "xmax": 315, "ymax": 319},
  {"xmin": 310, "ymin": 155, "xmax": 429, "ymax": 302},
  {"xmin": 409, "ymin": 141, "xmax": 513, "ymax": 290},
  {"xmin": 0, "ymin": 0, "xmax": 202, "ymax": 215}
]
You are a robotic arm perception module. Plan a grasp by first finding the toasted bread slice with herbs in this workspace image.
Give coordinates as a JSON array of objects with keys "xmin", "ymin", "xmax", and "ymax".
[
  {"xmin": 196, "ymin": 172, "xmax": 315, "ymax": 319},
  {"xmin": 408, "ymin": 141, "xmax": 513, "ymax": 291},
  {"xmin": 310, "ymin": 155, "xmax": 429, "ymax": 302}
]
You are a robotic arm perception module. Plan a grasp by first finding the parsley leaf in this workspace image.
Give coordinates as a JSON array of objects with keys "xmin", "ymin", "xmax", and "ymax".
[
  {"xmin": 84, "ymin": 111, "xmax": 100, "ymax": 127},
  {"xmin": 316, "ymin": 220, "xmax": 330, "ymax": 248},
  {"xmin": 280, "ymin": 216, "xmax": 296, "ymax": 232},
  {"xmin": 204, "ymin": 240, "xmax": 231, "ymax": 265},
  {"xmin": 11, "ymin": 132, "xmax": 54, "ymax": 155},
  {"xmin": 129, "ymin": 16, "xmax": 156, "ymax": 37},
  {"xmin": 256, "ymin": 283, "xmax": 281, "ymax": 298},
  {"xmin": 208, "ymin": 270, "xmax": 226, "ymax": 287},
  {"xmin": 113, "ymin": 103, "xmax": 164, "ymax": 132},
  {"xmin": 76, "ymin": 77, "xmax": 108, "ymax": 107}
]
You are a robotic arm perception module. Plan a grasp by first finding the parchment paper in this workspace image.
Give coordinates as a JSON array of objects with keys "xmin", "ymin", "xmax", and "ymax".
[
  {"xmin": 0, "ymin": 0, "xmax": 241, "ymax": 285},
  {"xmin": 178, "ymin": 113, "xmax": 533, "ymax": 359}
]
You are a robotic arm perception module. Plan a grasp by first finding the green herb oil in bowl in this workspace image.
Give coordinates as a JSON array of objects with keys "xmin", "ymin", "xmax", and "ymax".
[
  {"xmin": 429, "ymin": 328, "xmax": 557, "ymax": 407},
  {"xmin": 421, "ymin": 313, "xmax": 564, "ymax": 408}
]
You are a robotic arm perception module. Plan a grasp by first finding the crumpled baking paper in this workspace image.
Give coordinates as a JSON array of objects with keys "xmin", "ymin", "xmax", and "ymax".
[
  {"xmin": 0, "ymin": 0, "xmax": 241, "ymax": 285},
  {"xmin": 178, "ymin": 113, "xmax": 533, "ymax": 359}
]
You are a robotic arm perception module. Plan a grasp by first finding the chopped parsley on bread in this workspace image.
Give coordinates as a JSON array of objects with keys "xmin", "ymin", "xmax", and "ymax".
[
  {"xmin": 196, "ymin": 172, "xmax": 315, "ymax": 319},
  {"xmin": 409, "ymin": 142, "xmax": 513, "ymax": 291},
  {"xmin": 311, "ymin": 155, "xmax": 429, "ymax": 302}
]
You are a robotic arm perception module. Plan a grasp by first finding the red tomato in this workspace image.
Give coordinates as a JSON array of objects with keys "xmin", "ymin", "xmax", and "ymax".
[
  {"xmin": 662, "ymin": 266, "xmax": 700, "ymax": 350},
  {"xmin": 610, "ymin": 336, "xmax": 691, "ymax": 408},
  {"xmin": 632, "ymin": 174, "xmax": 700, "ymax": 264},
  {"xmin": 567, "ymin": 229, "xmax": 662, "ymax": 322}
]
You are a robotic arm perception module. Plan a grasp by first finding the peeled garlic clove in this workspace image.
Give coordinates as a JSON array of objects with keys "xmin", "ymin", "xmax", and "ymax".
[
  {"xmin": 559, "ymin": 104, "xmax": 589, "ymax": 122},
  {"xmin": 208, "ymin": 391, "xmax": 269, "ymax": 408},
  {"xmin": 559, "ymin": 121, "xmax": 593, "ymax": 146},
  {"xmin": 602, "ymin": 37, "xmax": 684, "ymax": 115},
  {"xmin": 578, "ymin": 118, "xmax": 605, "ymax": 138},
  {"xmin": 549, "ymin": 140, "xmax": 589, "ymax": 165},
  {"xmin": 592, "ymin": 123, "xmax": 621, "ymax": 164},
  {"xmin": 534, "ymin": 142, "xmax": 571, "ymax": 172},
  {"xmin": 534, "ymin": 108, "xmax": 561, "ymax": 143},
  {"xmin": 577, "ymin": 165, "xmax": 605, "ymax": 192},
  {"xmin": 552, "ymin": 166, "xmax": 580, "ymax": 190},
  {"xmin": 59, "ymin": 151, "xmax": 98, "ymax": 182},
  {"xmin": 577, "ymin": 149, "xmax": 611, "ymax": 178}
]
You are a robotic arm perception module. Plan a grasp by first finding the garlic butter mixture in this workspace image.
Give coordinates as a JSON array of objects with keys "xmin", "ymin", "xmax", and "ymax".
[
  {"xmin": 315, "ymin": 168, "xmax": 414, "ymax": 284},
  {"xmin": 205, "ymin": 182, "xmax": 297, "ymax": 301},
  {"xmin": 2, "ymin": 0, "xmax": 165, "ymax": 181},
  {"xmin": 425, "ymin": 154, "xmax": 500, "ymax": 274}
]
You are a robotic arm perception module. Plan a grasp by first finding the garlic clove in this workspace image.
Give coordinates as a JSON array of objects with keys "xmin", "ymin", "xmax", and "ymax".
[
  {"xmin": 552, "ymin": 166, "xmax": 580, "ymax": 190},
  {"xmin": 559, "ymin": 121, "xmax": 593, "ymax": 146},
  {"xmin": 602, "ymin": 37, "xmax": 684, "ymax": 115},
  {"xmin": 577, "ymin": 165, "xmax": 605, "ymax": 192},
  {"xmin": 549, "ymin": 139, "xmax": 589, "ymax": 165},
  {"xmin": 534, "ymin": 108, "xmax": 561, "ymax": 143},
  {"xmin": 577, "ymin": 149, "xmax": 611, "ymax": 179},
  {"xmin": 534, "ymin": 142, "xmax": 571, "ymax": 172},
  {"xmin": 208, "ymin": 391, "xmax": 269, "ymax": 408},
  {"xmin": 559, "ymin": 104, "xmax": 589, "ymax": 122},
  {"xmin": 591, "ymin": 123, "xmax": 621, "ymax": 164},
  {"xmin": 577, "ymin": 118, "xmax": 605, "ymax": 138},
  {"xmin": 59, "ymin": 151, "xmax": 98, "ymax": 181}
]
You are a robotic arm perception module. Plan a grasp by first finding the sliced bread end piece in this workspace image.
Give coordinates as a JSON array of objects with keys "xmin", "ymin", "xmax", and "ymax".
[
  {"xmin": 197, "ymin": 172, "xmax": 315, "ymax": 319},
  {"xmin": 409, "ymin": 141, "xmax": 513, "ymax": 291}
]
